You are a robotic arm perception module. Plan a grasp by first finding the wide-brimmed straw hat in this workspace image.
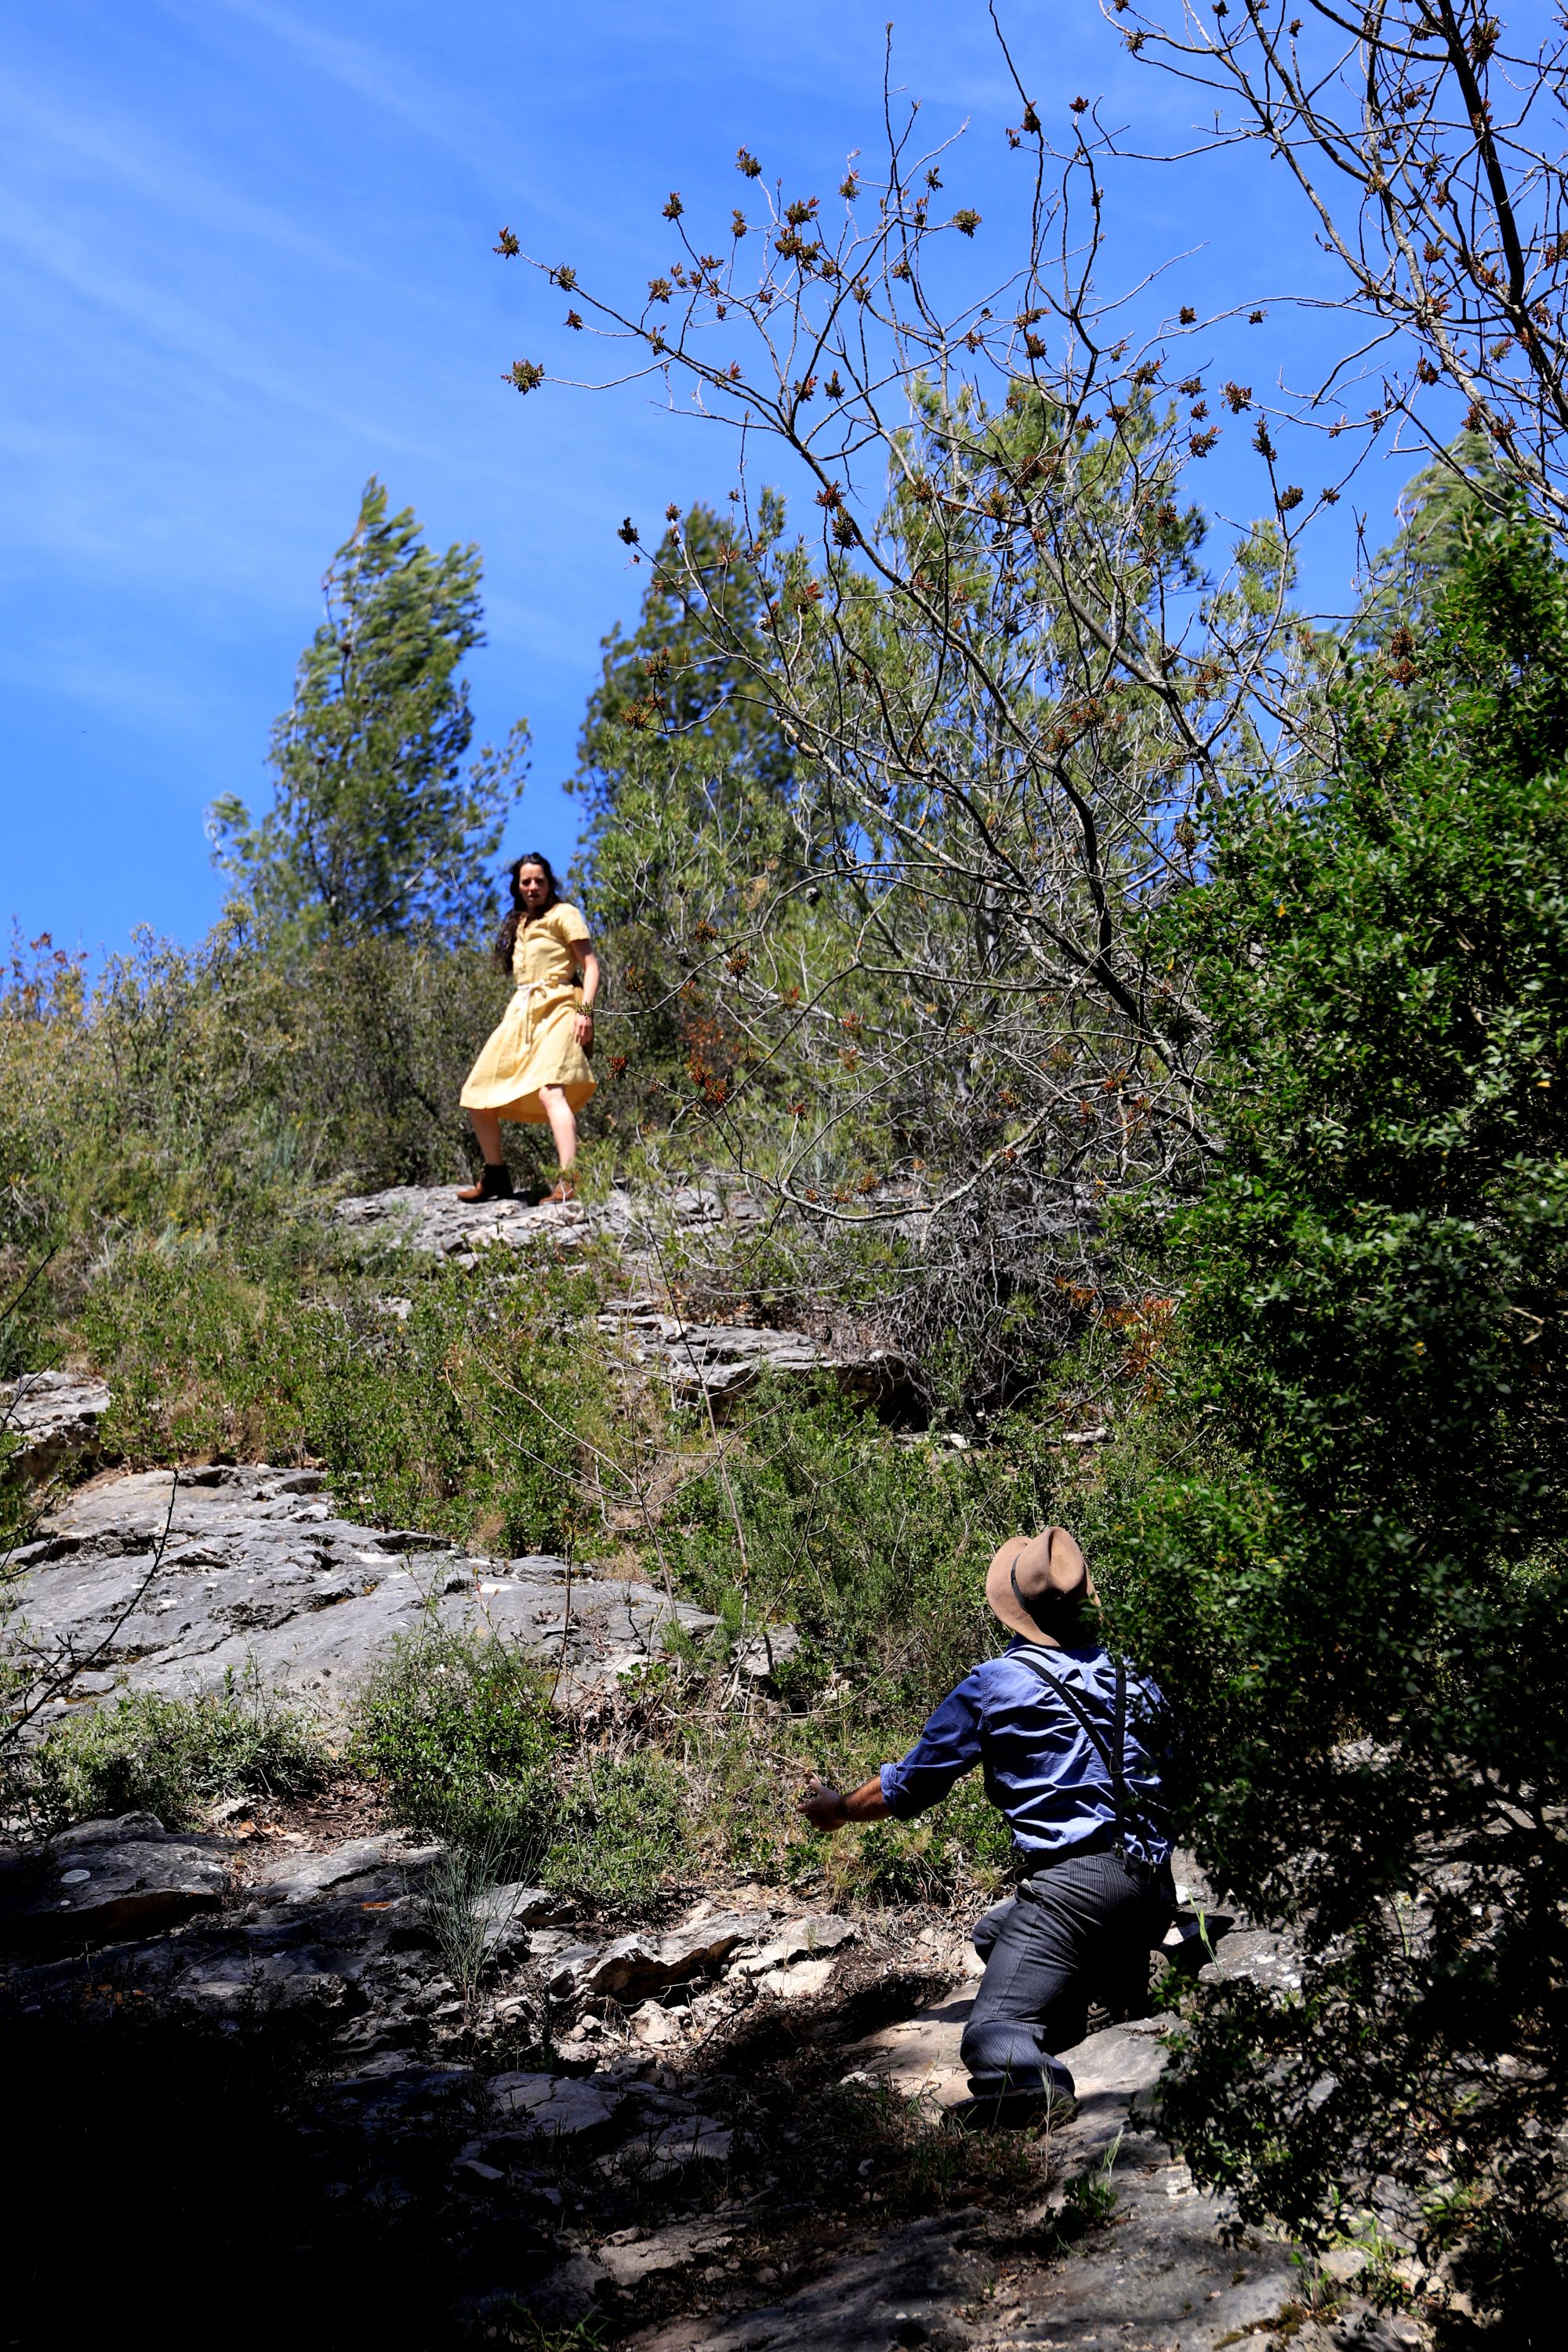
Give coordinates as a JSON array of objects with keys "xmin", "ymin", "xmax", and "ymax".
[{"xmin": 985, "ymin": 1526, "xmax": 1092, "ymax": 1645}]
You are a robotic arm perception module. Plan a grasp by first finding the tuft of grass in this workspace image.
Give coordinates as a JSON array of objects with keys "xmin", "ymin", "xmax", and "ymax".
[
  {"xmin": 75, "ymin": 1244, "xmax": 622, "ymax": 1557},
  {"xmin": 473, "ymin": 2310, "xmax": 608, "ymax": 2351},
  {"xmin": 21, "ymin": 1668, "xmax": 329, "ymax": 1834},
  {"xmin": 422, "ymin": 1829, "xmax": 528, "ymax": 2021}
]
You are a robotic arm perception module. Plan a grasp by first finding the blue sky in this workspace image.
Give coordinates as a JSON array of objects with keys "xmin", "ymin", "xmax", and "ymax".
[{"xmin": 2, "ymin": 0, "xmax": 1408, "ymax": 963}]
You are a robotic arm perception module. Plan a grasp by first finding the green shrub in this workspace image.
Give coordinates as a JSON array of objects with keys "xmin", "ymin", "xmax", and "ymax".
[
  {"xmin": 1102, "ymin": 517, "xmax": 1568, "ymax": 2332},
  {"xmin": 654, "ymin": 1385, "xmax": 1050, "ymax": 1719},
  {"xmin": 354, "ymin": 1625, "xmax": 691, "ymax": 1912},
  {"xmin": 546, "ymin": 1750, "xmax": 689, "ymax": 1909},
  {"xmin": 351, "ymin": 1624, "xmax": 558, "ymax": 1864},
  {"xmin": 23, "ymin": 1673, "xmax": 329, "ymax": 1832},
  {"xmin": 819, "ymin": 1774, "xmax": 1014, "ymax": 1910}
]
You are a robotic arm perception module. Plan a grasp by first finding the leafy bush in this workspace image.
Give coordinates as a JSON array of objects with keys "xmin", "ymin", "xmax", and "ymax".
[
  {"xmin": 352, "ymin": 1626, "xmax": 559, "ymax": 1864},
  {"xmin": 0, "ymin": 921, "xmax": 541, "ymax": 1348},
  {"xmin": 655, "ymin": 1385, "xmax": 1050, "ymax": 1719},
  {"xmin": 1099, "ymin": 517, "xmax": 1568, "ymax": 2333},
  {"xmin": 821, "ymin": 1774, "xmax": 1014, "ymax": 1911},
  {"xmin": 354, "ymin": 1626, "xmax": 693, "ymax": 1911},
  {"xmin": 22, "ymin": 1674, "xmax": 329, "ymax": 1832},
  {"xmin": 547, "ymin": 1750, "xmax": 689, "ymax": 1909}
]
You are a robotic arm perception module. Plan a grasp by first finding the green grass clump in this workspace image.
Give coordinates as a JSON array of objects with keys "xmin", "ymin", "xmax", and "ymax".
[
  {"xmin": 548, "ymin": 1750, "xmax": 689, "ymax": 1909},
  {"xmin": 24, "ymin": 1672, "xmax": 329, "ymax": 1833}
]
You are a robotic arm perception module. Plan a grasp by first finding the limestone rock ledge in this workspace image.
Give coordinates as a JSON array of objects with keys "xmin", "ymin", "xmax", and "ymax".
[{"xmin": 6, "ymin": 1461, "xmax": 783, "ymax": 1726}]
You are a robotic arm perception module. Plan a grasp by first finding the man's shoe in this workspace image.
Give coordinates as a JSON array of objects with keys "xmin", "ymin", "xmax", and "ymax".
[{"xmin": 456, "ymin": 1163, "xmax": 514, "ymax": 1203}]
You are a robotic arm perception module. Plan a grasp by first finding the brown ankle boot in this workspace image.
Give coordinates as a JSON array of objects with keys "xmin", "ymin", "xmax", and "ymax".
[
  {"xmin": 541, "ymin": 1176, "xmax": 576, "ymax": 1205},
  {"xmin": 456, "ymin": 1162, "xmax": 514, "ymax": 1203}
]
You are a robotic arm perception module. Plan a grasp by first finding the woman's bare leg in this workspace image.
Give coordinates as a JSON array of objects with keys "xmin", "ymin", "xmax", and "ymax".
[
  {"xmin": 468, "ymin": 1107, "xmax": 505, "ymax": 1163},
  {"xmin": 537, "ymin": 1086, "xmax": 579, "ymax": 1171}
]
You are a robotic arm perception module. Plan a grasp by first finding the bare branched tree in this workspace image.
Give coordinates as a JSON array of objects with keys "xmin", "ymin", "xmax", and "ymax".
[
  {"xmin": 1120, "ymin": 1, "xmax": 1568, "ymax": 521},
  {"xmin": 499, "ymin": 21, "xmax": 1337, "ymax": 1395}
]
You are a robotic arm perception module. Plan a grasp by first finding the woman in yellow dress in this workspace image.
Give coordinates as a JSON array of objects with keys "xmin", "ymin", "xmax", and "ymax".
[{"xmin": 457, "ymin": 854, "xmax": 600, "ymax": 1203}]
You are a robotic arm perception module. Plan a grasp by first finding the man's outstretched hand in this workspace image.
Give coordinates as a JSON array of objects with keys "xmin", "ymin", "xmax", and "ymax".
[
  {"xmin": 799, "ymin": 1773, "xmax": 890, "ymax": 1833},
  {"xmin": 800, "ymin": 1773, "xmax": 848, "ymax": 1832}
]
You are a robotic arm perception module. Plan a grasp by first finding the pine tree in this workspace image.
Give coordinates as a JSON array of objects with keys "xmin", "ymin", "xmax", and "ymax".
[
  {"xmin": 568, "ymin": 499, "xmax": 794, "ymax": 929},
  {"xmin": 1356, "ymin": 429, "xmax": 1515, "ymax": 649},
  {"xmin": 210, "ymin": 479, "xmax": 526, "ymax": 944}
]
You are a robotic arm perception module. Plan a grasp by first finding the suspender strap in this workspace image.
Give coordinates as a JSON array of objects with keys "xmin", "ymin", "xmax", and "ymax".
[{"xmin": 1013, "ymin": 1650, "xmax": 1133, "ymax": 1860}]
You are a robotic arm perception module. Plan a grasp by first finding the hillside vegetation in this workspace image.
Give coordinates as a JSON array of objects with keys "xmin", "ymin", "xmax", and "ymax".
[
  {"xmin": 6, "ymin": 504, "xmax": 1567, "ymax": 2339},
  {"xmin": 11, "ymin": 13, "xmax": 1568, "ymax": 2323}
]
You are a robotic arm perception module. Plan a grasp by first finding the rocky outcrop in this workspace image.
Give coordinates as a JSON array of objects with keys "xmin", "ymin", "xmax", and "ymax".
[
  {"xmin": 597, "ymin": 1301, "xmax": 908, "ymax": 1415},
  {"xmin": 0, "ymin": 1809, "xmax": 230, "ymax": 1947},
  {"xmin": 329, "ymin": 1179, "xmax": 906, "ymax": 1410},
  {"xmin": 634, "ymin": 1968, "xmax": 1418, "ymax": 2352},
  {"xmin": 1, "ymin": 1369, "xmax": 112, "ymax": 1484},
  {"xmin": 6, "ymin": 1462, "xmax": 764, "ymax": 1726},
  {"xmin": 0, "ymin": 1791, "xmax": 1420, "ymax": 2351},
  {"xmin": 333, "ymin": 1180, "xmax": 764, "ymax": 1267}
]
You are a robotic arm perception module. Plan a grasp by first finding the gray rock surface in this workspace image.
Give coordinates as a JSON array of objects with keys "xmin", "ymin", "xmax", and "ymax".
[
  {"xmin": 471, "ymin": 1882, "xmax": 575, "ymax": 1959},
  {"xmin": 546, "ymin": 1915, "xmax": 758, "ymax": 2005},
  {"xmin": 597, "ymin": 1304, "xmax": 907, "ymax": 1414},
  {"xmin": 489, "ymin": 2069, "xmax": 636, "ymax": 2141},
  {"xmin": 0, "ymin": 1803, "xmax": 1418, "ymax": 2352},
  {"xmin": 1, "ymin": 1369, "xmax": 112, "ymax": 1483},
  {"xmin": 246, "ymin": 1831, "xmax": 441, "ymax": 1906},
  {"xmin": 626, "ymin": 2209, "xmax": 996, "ymax": 2352},
  {"xmin": 334, "ymin": 1180, "xmax": 763, "ymax": 1267},
  {"xmin": 735, "ymin": 1913, "xmax": 858, "ymax": 1976},
  {"xmin": 328, "ymin": 1181, "xmax": 906, "ymax": 1409},
  {"xmin": 0, "ymin": 1809, "xmax": 230, "ymax": 1946},
  {"xmin": 7, "ymin": 1462, "xmax": 732, "ymax": 1722},
  {"xmin": 596, "ymin": 2220, "xmax": 737, "ymax": 2291},
  {"xmin": 1198, "ymin": 1922, "xmax": 1302, "ymax": 1994}
]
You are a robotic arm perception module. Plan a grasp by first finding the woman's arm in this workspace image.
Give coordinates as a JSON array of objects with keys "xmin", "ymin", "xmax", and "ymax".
[{"xmin": 572, "ymin": 946, "xmax": 601, "ymax": 1048}]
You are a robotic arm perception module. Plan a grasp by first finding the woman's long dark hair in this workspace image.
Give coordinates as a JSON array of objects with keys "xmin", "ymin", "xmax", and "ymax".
[{"xmin": 492, "ymin": 852, "xmax": 562, "ymax": 970}]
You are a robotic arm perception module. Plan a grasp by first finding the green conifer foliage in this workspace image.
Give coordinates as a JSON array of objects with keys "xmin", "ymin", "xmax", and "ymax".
[
  {"xmin": 209, "ymin": 479, "xmax": 526, "ymax": 945},
  {"xmin": 570, "ymin": 496, "xmax": 794, "ymax": 899},
  {"xmin": 568, "ymin": 497, "xmax": 798, "ymax": 1118}
]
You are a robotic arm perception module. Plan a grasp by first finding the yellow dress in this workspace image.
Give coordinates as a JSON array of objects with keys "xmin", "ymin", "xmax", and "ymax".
[{"xmin": 460, "ymin": 902, "xmax": 597, "ymax": 1124}]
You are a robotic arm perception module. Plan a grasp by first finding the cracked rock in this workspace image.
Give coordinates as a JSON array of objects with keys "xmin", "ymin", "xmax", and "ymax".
[
  {"xmin": 9, "ymin": 1463, "xmax": 742, "ymax": 1721},
  {"xmin": 597, "ymin": 1310, "xmax": 908, "ymax": 1418},
  {"xmin": 488, "ymin": 2071, "xmax": 635, "ymax": 2141},
  {"xmin": 0, "ymin": 1810, "xmax": 230, "ymax": 1947},
  {"xmin": 1, "ymin": 1370, "xmax": 112, "ymax": 1484},
  {"xmin": 546, "ymin": 1917, "xmax": 757, "ymax": 2005}
]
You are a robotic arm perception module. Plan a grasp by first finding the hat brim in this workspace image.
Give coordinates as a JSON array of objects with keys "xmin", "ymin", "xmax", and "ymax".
[{"xmin": 985, "ymin": 1527, "xmax": 1090, "ymax": 1644}]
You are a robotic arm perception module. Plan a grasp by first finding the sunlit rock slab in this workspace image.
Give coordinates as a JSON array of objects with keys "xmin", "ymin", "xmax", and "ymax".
[{"xmin": 8, "ymin": 1462, "xmax": 729, "ymax": 1723}]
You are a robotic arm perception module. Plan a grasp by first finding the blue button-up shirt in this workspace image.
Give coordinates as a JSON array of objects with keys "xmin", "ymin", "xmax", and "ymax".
[{"xmin": 878, "ymin": 1639, "xmax": 1171, "ymax": 1867}]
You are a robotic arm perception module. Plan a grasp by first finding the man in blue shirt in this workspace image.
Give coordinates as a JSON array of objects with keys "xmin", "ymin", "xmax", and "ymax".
[{"xmin": 800, "ymin": 1524, "xmax": 1174, "ymax": 2128}]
